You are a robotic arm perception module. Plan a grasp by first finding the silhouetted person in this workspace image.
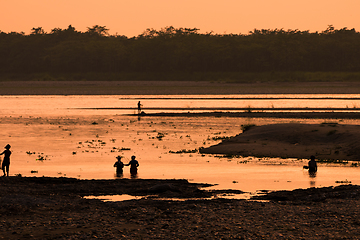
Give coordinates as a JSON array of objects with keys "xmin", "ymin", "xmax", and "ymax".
[
  {"xmin": 137, "ymin": 101, "xmax": 142, "ymax": 114},
  {"xmin": 308, "ymin": 155, "xmax": 317, "ymax": 173},
  {"xmin": 1, "ymin": 144, "xmax": 11, "ymax": 177},
  {"xmin": 126, "ymin": 155, "xmax": 139, "ymax": 176},
  {"xmin": 113, "ymin": 155, "xmax": 124, "ymax": 176}
]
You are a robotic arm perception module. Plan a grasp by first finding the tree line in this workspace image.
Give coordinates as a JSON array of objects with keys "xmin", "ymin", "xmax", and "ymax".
[{"xmin": 0, "ymin": 25, "xmax": 359, "ymax": 74}]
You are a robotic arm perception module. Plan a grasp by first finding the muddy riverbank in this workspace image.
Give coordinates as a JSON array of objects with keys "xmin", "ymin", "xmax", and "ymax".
[{"xmin": 0, "ymin": 176, "xmax": 360, "ymax": 239}]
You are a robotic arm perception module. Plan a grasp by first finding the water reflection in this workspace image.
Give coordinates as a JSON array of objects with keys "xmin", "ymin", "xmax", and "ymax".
[
  {"xmin": 2, "ymin": 94, "xmax": 360, "ymax": 116},
  {"xmin": 115, "ymin": 173, "xmax": 123, "ymax": 178},
  {"xmin": 84, "ymin": 194, "xmax": 141, "ymax": 202},
  {"xmin": 309, "ymin": 172, "xmax": 317, "ymax": 187},
  {"xmin": 309, "ymin": 172, "xmax": 317, "ymax": 178},
  {"xmin": 1, "ymin": 95, "xmax": 360, "ymax": 194},
  {"xmin": 84, "ymin": 193, "xmax": 251, "ymax": 202}
]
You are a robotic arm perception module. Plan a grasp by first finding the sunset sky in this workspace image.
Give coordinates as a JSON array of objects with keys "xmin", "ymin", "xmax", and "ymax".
[{"xmin": 1, "ymin": 0, "xmax": 359, "ymax": 37}]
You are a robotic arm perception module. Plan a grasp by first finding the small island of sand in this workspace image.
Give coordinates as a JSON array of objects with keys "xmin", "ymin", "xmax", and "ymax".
[{"xmin": 200, "ymin": 123, "xmax": 360, "ymax": 161}]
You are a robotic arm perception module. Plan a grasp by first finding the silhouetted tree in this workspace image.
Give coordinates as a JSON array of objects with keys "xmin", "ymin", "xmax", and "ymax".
[{"xmin": 0, "ymin": 25, "xmax": 359, "ymax": 74}]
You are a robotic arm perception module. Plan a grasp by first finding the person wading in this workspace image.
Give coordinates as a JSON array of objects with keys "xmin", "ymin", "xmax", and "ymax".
[
  {"xmin": 126, "ymin": 155, "xmax": 139, "ymax": 176},
  {"xmin": 308, "ymin": 155, "xmax": 317, "ymax": 173},
  {"xmin": 113, "ymin": 155, "xmax": 125, "ymax": 176},
  {"xmin": 0, "ymin": 144, "xmax": 12, "ymax": 177}
]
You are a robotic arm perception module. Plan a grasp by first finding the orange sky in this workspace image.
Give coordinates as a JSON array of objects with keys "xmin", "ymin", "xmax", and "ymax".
[{"xmin": 1, "ymin": 0, "xmax": 359, "ymax": 37}]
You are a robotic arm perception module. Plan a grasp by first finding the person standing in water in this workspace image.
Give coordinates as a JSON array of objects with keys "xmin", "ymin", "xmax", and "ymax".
[
  {"xmin": 0, "ymin": 144, "xmax": 11, "ymax": 177},
  {"xmin": 308, "ymin": 155, "xmax": 317, "ymax": 173},
  {"xmin": 126, "ymin": 155, "xmax": 139, "ymax": 176},
  {"xmin": 137, "ymin": 101, "xmax": 142, "ymax": 114},
  {"xmin": 113, "ymin": 155, "xmax": 125, "ymax": 176}
]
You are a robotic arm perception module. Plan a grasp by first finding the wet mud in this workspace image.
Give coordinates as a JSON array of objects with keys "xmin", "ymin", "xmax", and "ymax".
[{"xmin": 1, "ymin": 176, "xmax": 360, "ymax": 239}]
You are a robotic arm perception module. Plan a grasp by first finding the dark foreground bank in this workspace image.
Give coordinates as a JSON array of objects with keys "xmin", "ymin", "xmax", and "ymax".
[{"xmin": 1, "ymin": 176, "xmax": 360, "ymax": 239}]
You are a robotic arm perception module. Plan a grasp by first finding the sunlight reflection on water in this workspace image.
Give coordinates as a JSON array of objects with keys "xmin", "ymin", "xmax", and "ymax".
[{"xmin": 1, "ymin": 95, "xmax": 360, "ymax": 193}]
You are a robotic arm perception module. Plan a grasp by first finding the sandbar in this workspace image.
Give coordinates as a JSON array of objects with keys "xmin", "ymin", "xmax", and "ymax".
[{"xmin": 200, "ymin": 123, "xmax": 360, "ymax": 161}]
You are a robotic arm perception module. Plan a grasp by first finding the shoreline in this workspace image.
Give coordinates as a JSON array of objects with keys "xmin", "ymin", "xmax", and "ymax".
[
  {"xmin": 1, "ymin": 176, "xmax": 360, "ymax": 239},
  {"xmin": 130, "ymin": 111, "xmax": 360, "ymax": 119},
  {"xmin": 2, "ymin": 80, "xmax": 360, "ymax": 95}
]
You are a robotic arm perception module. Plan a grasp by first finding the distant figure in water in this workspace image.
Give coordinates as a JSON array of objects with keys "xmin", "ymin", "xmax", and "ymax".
[
  {"xmin": 137, "ymin": 101, "xmax": 142, "ymax": 114},
  {"xmin": 113, "ymin": 155, "xmax": 124, "ymax": 176},
  {"xmin": 0, "ymin": 144, "xmax": 12, "ymax": 177},
  {"xmin": 305, "ymin": 155, "xmax": 317, "ymax": 174},
  {"xmin": 126, "ymin": 155, "xmax": 139, "ymax": 176}
]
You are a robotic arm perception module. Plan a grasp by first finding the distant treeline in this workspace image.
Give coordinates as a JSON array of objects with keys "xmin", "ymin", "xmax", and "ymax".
[{"xmin": 1, "ymin": 25, "xmax": 360, "ymax": 75}]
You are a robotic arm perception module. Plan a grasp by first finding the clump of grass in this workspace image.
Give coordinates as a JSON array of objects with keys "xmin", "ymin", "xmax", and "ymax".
[
  {"xmin": 237, "ymin": 160, "xmax": 249, "ymax": 164},
  {"xmin": 212, "ymin": 136, "xmax": 232, "ymax": 141},
  {"xmin": 36, "ymin": 154, "xmax": 49, "ymax": 161},
  {"xmin": 335, "ymin": 179, "xmax": 351, "ymax": 184},
  {"xmin": 317, "ymin": 158, "xmax": 348, "ymax": 164},
  {"xmin": 215, "ymin": 154, "xmax": 241, "ymax": 159},
  {"xmin": 169, "ymin": 149, "xmax": 198, "ymax": 154},
  {"xmin": 156, "ymin": 132, "xmax": 165, "ymax": 140}
]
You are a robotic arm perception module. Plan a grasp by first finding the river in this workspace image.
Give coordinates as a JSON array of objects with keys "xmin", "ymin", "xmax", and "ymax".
[{"xmin": 1, "ymin": 94, "xmax": 360, "ymax": 197}]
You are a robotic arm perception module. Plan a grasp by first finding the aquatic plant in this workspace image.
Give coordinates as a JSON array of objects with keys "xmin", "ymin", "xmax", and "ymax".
[
  {"xmin": 317, "ymin": 158, "xmax": 348, "ymax": 164},
  {"xmin": 215, "ymin": 154, "xmax": 241, "ymax": 159},
  {"xmin": 335, "ymin": 179, "xmax": 351, "ymax": 184},
  {"xmin": 212, "ymin": 136, "xmax": 232, "ymax": 141},
  {"xmin": 36, "ymin": 156, "xmax": 44, "ymax": 161},
  {"xmin": 169, "ymin": 149, "xmax": 198, "ymax": 154},
  {"xmin": 237, "ymin": 160, "xmax": 249, "ymax": 164},
  {"xmin": 156, "ymin": 132, "xmax": 165, "ymax": 140}
]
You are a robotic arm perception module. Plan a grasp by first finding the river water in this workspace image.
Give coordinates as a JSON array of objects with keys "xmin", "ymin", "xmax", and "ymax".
[{"xmin": 1, "ymin": 94, "xmax": 360, "ymax": 196}]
